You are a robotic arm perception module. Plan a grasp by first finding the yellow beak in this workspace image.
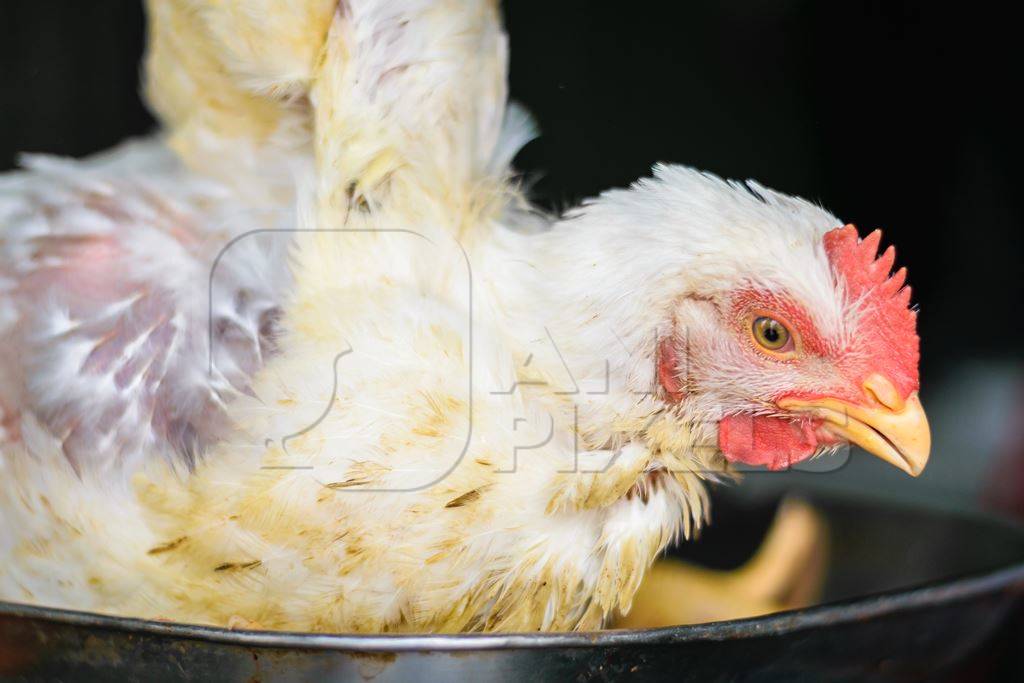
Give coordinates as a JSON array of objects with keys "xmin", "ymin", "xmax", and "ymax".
[{"xmin": 778, "ymin": 374, "xmax": 931, "ymax": 477}]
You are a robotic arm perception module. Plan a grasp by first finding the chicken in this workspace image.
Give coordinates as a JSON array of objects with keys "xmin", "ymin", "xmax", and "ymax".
[{"xmin": 0, "ymin": 0, "xmax": 930, "ymax": 633}]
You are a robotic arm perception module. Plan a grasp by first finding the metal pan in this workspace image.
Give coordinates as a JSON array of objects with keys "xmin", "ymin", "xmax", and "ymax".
[{"xmin": 3, "ymin": 495, "xmax": 1023, "ymax": 682}]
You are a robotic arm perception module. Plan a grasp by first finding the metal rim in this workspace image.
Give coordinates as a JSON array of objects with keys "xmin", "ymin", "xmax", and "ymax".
[{"xmin": 3, "ymin": 562, "xmax": 1024, "ymax": 652}]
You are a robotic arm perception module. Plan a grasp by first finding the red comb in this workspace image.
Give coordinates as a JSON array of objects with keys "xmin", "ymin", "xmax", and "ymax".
[{"xmin": 823, "ymin": 224, "xmax": 919, "ymax": 397}]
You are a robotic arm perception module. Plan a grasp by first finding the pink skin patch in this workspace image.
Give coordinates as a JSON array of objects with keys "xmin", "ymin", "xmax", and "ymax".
[
  {"xmin": 657, "ymin": 337, "xmax": 686, "ymax": 402},
  {"xmin": 0, "ymin": 397, "xmax": 19, "ymax": 443}
]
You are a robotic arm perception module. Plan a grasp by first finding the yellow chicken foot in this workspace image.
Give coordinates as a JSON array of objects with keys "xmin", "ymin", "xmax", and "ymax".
[{"xmin": 614, "ymin": 498, "xmax": 829, "ymax": 628}]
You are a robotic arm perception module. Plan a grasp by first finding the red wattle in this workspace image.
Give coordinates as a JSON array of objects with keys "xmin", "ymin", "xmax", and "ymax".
[{"xmin": 718, "ymin": 414, "xmax": 821, "ymax": 470}]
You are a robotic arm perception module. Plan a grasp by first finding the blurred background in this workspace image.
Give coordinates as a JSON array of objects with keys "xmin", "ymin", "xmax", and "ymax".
[{"xmin": 1, "ymin": 1, "xmax": 1021, "ymax": 515}]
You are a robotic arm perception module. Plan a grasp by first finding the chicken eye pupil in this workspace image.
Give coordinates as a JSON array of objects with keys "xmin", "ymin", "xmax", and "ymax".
[{"xmin": 752, "ymin": 316, "xmax": 790, "ymax": 352}]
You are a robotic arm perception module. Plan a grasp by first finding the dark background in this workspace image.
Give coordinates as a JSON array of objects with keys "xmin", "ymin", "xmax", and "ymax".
[{"xmin": 1, "ymin": 1, "xmax": 1021, "ymax": 380}]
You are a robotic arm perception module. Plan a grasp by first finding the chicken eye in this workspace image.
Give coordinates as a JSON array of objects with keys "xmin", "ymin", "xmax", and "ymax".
[{"xmin": 752, "ymin": 316, "xmax": 791, "ymax": 352}]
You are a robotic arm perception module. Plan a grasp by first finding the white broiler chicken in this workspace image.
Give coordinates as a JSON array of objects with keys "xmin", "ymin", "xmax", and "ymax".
[{"xmin": 0, "ymin": 0, "xmax": 930, "ymax": 632}]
